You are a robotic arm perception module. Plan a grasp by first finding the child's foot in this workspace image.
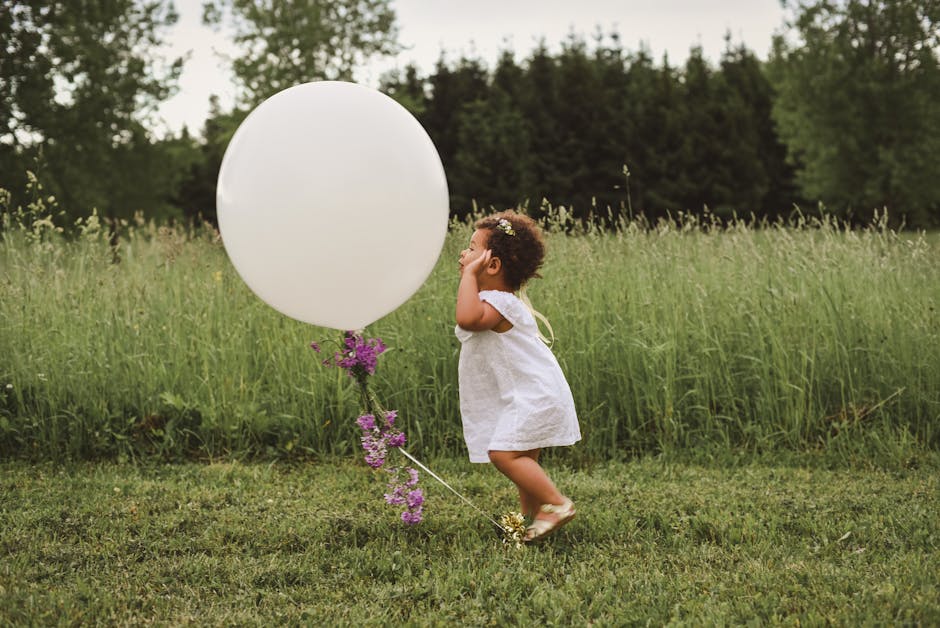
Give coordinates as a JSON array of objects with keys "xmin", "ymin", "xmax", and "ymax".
[{"xmin": 524, "ymin": 498, "xmax": 575, "ymax": 543}]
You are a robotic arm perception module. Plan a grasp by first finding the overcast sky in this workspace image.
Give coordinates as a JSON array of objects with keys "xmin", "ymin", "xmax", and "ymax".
[{"xmin": 155, "ymin": 0, "xmax": 788, "ymax": 136}]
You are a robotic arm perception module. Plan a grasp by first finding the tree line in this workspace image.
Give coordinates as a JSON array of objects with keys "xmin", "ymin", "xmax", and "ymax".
[{"xmin": 2, "ymin": 0, "xmax": 938, "ymax": 229}]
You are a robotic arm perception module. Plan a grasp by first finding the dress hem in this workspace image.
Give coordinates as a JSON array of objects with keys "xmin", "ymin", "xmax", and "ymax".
[{"xmin": 466, "ymin": 436, "xmax": 582, "ymax": 463}]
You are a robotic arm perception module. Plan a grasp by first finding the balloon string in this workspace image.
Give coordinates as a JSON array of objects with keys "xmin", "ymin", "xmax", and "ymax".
[{"xmin": 397, "ymin": 447, "xmax": 507, "ymax": 533}]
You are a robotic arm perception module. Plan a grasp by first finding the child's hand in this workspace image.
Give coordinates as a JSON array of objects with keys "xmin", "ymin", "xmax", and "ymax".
[{"xmin": 461, "ymin": 249, "xmax": 492, "ymax": 278}]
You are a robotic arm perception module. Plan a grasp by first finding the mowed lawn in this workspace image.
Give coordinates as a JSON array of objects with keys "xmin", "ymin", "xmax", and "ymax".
[{"xmin": 1, "ymin": 457, "xmax": 937, "ymax": 625}]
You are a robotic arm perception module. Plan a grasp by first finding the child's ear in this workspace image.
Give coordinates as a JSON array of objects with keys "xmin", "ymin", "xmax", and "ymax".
[{"xmin": 486, "ymin": 256, "xmax": 502, "ymax": 275}]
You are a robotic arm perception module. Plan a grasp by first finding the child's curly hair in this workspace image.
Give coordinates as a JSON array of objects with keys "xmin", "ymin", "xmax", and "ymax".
[{"xmin": 476, "ymin": 210, "xmax": 545, "ymax": 291}]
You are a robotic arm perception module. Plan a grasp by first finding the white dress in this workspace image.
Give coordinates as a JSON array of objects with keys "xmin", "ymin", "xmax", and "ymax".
[{"xmin": 455, "ymin": 290, "xmax": 581, "ymax": 463}]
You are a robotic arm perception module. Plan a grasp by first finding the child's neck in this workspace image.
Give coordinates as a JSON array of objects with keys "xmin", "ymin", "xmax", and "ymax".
[{"xmin": 478, "ymin": 273, "xmax": 512, "ymax": 293}]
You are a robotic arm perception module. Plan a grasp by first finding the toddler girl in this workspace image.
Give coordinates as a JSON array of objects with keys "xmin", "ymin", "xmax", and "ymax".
[{"xmin": 455, "ymin": 210, "xmax": 581, "ymax": 543}]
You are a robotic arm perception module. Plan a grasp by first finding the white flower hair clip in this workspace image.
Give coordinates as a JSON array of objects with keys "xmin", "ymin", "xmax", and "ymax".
[{"xmin": 496, "ymin": 218, "xmax": 516, "ymax": 236}]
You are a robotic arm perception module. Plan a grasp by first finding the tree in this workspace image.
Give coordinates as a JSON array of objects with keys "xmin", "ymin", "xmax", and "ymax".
[
  {"xmin": 0, "ymin": 0, "xmax": 185, "ymax": 220},
  {"xmin": 380, "ymin": 63, "xmax": 427, "ymax": 117},
  {"xmin": 769, "ymin": 0, "xmax": 940, "ymax": 225},
  {"xmin": 203, "ymin": 0, "xmax": 400, "ymax": 106},
  {"xmin": 451, "ymin": 51, "xmax": 533, "ymax": 215},
  {"xmin": 675, "ymin": 46, "xmax": 732, "ymax": 212},
  {"xmin": 638, "ymin": 53, "xmax": 687, "ymax": 214},
  {"xmin": 420, "ymin": 54, "xmax": 490, "ymax": 214},
  {"xmin": 719, "ymin": 39, "xmax": 799, "ymax": 217},
  {"xmin": 172, "ymin": 96, "xmax": 245, "ymax": 223}
]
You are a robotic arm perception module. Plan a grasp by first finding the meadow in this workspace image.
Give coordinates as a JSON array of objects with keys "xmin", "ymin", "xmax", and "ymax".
[
  {"xmin": 2, "ymin": 203, "xmax": 939, "ymax": 624},
  {"xmin": 1, "ymin": 205, "xmax": 937, "ymax": 465}
]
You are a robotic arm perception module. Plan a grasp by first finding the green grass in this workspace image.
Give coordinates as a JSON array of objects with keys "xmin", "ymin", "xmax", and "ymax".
[
  {"xmin": 1, "ymin": 457, "xmax": 937, "ymax": 625},
  {"xmin": 1, "ymin": 208, "xmax": 938, "ymax": 464}
]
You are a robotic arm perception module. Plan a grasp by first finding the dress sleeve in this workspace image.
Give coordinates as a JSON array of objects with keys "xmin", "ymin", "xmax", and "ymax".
[{"xmin": 479, "ymin": 290, "xmax": 533, "ymax": 332}]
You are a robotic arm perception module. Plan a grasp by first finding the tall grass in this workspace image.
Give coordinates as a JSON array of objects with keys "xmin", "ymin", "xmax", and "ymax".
[{"xmin": 1, "ymin": 205, "xmax": 938, "ymax": 463}]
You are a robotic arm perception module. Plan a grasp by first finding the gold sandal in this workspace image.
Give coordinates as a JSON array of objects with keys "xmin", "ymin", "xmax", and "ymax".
[{"xmin": 524, "ymin": 498, "xmax": 575, "ymax": 543}]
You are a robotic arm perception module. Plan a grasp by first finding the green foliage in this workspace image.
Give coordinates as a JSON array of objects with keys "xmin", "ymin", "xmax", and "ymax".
[
  {"xmin": 1, "ymin": 207, "xmax": 937, "ymax": 464},
  {"xmin": 1, "ymin": 459, "xmax": 937, "ymax": 624},
  {"xmin": 413, "ymin": 55, "xmax": 491, "ymax": 218},
  {"xmin": 381, "ymin": 34, "xmax": 803, "ymax": 224},
  {"xmin": 203, "ymin": 0, "xmax": 400, "ymax": 107},
  {"xmin": 769, "ymin": 0, "xmax": 940, "ymax": 225},
  {"xmin": 0, "ymin": 0, "xmax": 188, "ymax": 221},
  {"xmin": 451, "ymin": 52, "xmax": 534, "ymax": 216},
  {"xmin": 172, "ymin": 96, "xmax": 247, "ymax": 223},
  {"xmin": 6, "ymin": 2, "xmax": 938, "ymax": 228}
]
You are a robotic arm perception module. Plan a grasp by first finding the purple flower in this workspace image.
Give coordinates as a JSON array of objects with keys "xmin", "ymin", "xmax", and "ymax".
[
  {"xmin": 361, "ymin": 434, "xmax": 387, "ymax": 468},
  {"xmin": 401, "ymin": 510, "xmax": 423, "ymax": 525},
  {"xmin": 312, "ymin": 333, "xmax": 422, "ymax": 524},
  {"xmin": 364, "ymin": 452, "xmax": 386, "ymax": 468},
  {"xmin": 384, "ymin": 485, "xmax": 406, "ymax": 505},
  {"xmin": 315, "ymin": 333, "xmax": 389, "ymax": 382},
  {"xmin": 335, "ymin": 333, "xmax": 386, "ymax": 377},
  {"xmin": 406, "ymin": 489, "xmax": 424, "ymax": 509},
  {"xmin": 356, "ymin": 414, "xmax": 376, "ymax": 431}
]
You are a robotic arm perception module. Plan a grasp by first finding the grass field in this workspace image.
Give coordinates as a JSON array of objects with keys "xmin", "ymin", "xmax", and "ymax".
[
  {"xmin": 1, "ymin": 457, "xmax": 937, "ymax": 625},
  {"xmin": 1, "ymin": 208, "xmax": 938, "ymax": 464},
  {"xmin": 2, "ymin": 203, "xmax": 939, "ymax": 624}
]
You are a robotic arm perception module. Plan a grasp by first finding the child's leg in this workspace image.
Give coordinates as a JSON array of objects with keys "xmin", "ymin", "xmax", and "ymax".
[
  {"xmin": 515, "ymin": 449, "xmax": 542, "ymax": 518},
  {"xmin": 489, "ymin": 448, "xmax": 566, "ymax": 517}
]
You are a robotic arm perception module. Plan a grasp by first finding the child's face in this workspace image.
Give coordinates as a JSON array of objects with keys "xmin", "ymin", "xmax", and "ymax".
[{"xmin": 458, "ymin": 229, "xmax": 488, "ymax": 272}]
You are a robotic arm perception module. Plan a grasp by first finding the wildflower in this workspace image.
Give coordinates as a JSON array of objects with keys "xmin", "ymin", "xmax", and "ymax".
[
  {"xmin": 361, "ymin": 434, "xmax": 387, "ymax": 468},
  {"xmin": 380, "ymin": 466, "xmax": 423, "ymax": 525},
  {"xmin": 384, "ymin": 484, "xmax": 406, "ymax": 505},
  {"xmin": 312, "ymin": 331, "xmax": 421, "ymax": 524},
  {"xmin": 355, "ymin": 414, "xmax": 376, "ymax": 430},
  {"xmin": 312, "ymin": 332, "xmax": 386, "ymax": 380},
  {"xmin": 401, "ymin": 510, "xmax": 423, "ymax": 525},
  {"xmin": 406, "ymin": 489, "xmax": 424, "ymax": 509}
]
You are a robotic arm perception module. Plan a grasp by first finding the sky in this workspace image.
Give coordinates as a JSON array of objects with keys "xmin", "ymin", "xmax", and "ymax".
[{"xmin": 155, "ymin": 0, "xmax": 789, "ymax": 137}]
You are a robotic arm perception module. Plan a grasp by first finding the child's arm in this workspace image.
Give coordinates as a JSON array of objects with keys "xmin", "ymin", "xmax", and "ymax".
[{"xmin": 456, "ymin": 250, "xmax": 505, "ymax": 331}]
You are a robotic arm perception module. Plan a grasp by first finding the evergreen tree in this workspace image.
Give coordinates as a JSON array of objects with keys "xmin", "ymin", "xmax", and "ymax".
[
  {"xmin": 449, "ymin": 52, "xmax": 531, "ymax": 215},
  {"xmin": 420, "ymin": 55, "xmax": 490, "ymax": 214},
  {"xmin": 677, "ymin": 46, "xmax": 732, "ymax": 213},
  {"xmin": 619, "ymin": 48, "xmax": 663, "ymax": 216},
  {"xmin": 516, "ymin": 41, "xmax": 562, "ymax": 217},
  {"xmin": 586, "ymin": 31, "xmax": 633, "ymax": 218},
  {"xmin": 719, "ymin": 40, "xmax": 798, "ymax": 218},
  {"xmin": 550, "ymin": 35, "xmax": 600, "ymax": 214},
  {"xmin": 644, "ymin": 54, "xmax": 687, "ymax": 214},
  {"xmin": 451, "ymin": 51, "xmax": 532, "ymax": 215},
  {"xmin": 172, "ymin": 96, "xmax": 247, "ymax": 223},
  {"xmin": 380, "ymin": 64, "xmax": 427, "ymax": 117}
]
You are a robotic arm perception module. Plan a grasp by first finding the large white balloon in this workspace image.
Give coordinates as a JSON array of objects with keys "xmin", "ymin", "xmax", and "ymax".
[{"xmin": 217, "ymin": 81, "xmax": 449, "ymax": 330}]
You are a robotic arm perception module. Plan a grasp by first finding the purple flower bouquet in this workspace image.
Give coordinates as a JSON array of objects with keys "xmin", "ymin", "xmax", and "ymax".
[{"xmin": 313, "ymin": 332, "xmax": 423, "ymax": 525}]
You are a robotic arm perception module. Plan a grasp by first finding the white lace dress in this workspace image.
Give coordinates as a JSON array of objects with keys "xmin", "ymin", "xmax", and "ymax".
[{"xmin": 455, "ymin": 290, "xmax": 581, "ymax": 463}]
